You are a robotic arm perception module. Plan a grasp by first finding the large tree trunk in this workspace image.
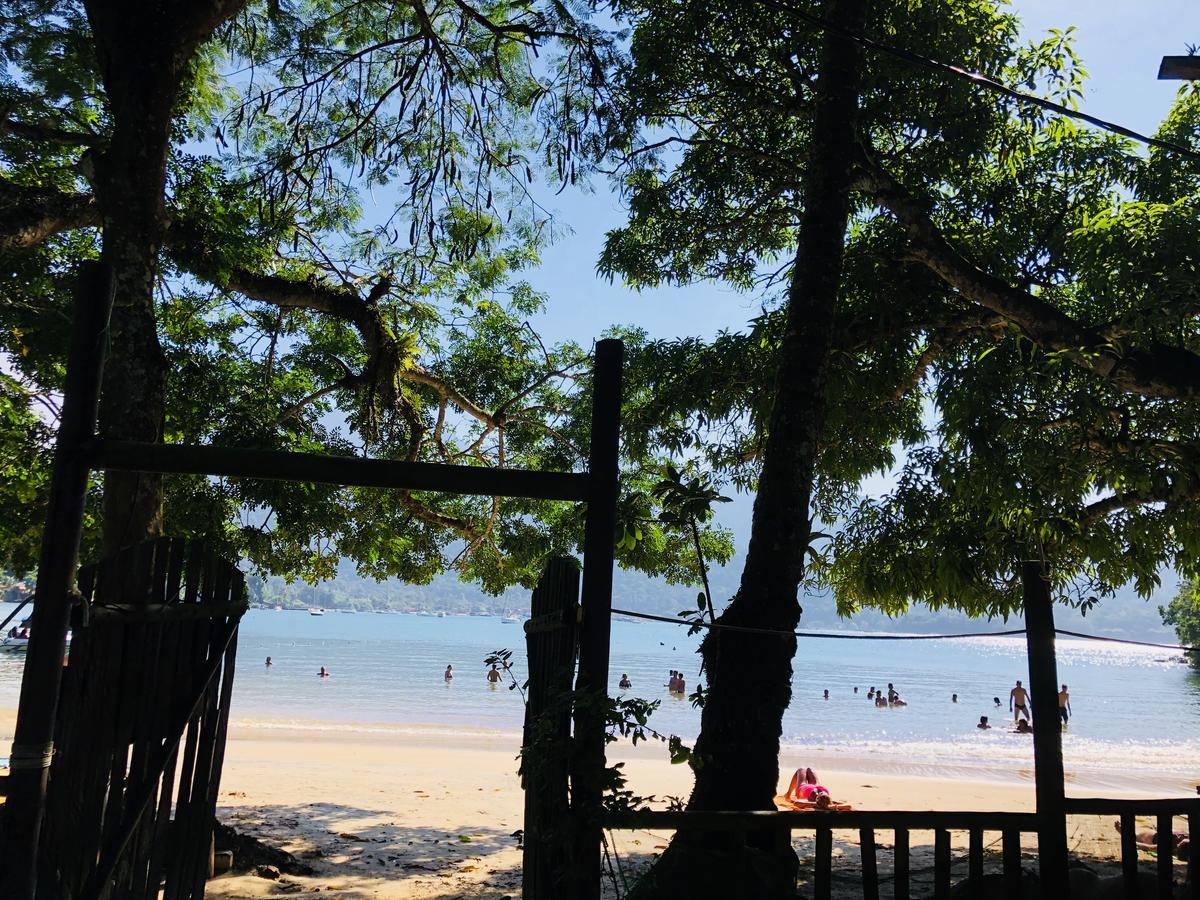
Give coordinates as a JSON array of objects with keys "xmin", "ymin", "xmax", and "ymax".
[
  {"xmin": 83, "ymin": 1, "xmax": 245, "ymax": 554},
  {"xmin": 1021, "ymin": 557, "xmax": 1070, "ymax": 895},
  {"xmin": 628, "ymin": 0, "xmax": 867, "ymax": 896}
]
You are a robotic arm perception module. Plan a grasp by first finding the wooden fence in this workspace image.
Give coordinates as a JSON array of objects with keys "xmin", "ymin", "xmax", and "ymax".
[
  {"xmin": 602, "ymin": 800, "xmax": 1200, "ymax": 899},
  {"xmin": 38, "ymin": 537, "xmax": 247, "ymax": 900}
]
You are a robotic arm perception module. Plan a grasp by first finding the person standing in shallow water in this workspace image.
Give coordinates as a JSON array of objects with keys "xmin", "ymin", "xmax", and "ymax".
[
  {"xmin": 486, "ymin": 664, "xmax": 502, "ymax": 684},
  {"xmin": 1010, "ymin": 680, "xmax": 1031, "ymax": 722},
  {"xmin": 1058, "ymin": 684, "xmax": 1071, "ymax": 725},
  {"xmin": 444, "ymin": 664, "xmax": 454, "ymax": 683}
]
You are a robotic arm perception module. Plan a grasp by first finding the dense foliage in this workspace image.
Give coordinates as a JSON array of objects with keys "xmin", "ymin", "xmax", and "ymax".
[
  {"xmin": 1161, "ymin": 581, "xmax": 1200, "ymax": 668},
  {"xmin": 603, "ymin": 0, "xmax": 1200, "ymax": 621},
  {"xmin": 0, "ymin": 0, "xmax": 731, "ymax": 592}
]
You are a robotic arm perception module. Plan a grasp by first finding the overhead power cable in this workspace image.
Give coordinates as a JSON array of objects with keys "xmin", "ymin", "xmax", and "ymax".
[
  {"xmin": 761, "ymin": 0, "xmax": 1200, "ymax": 165},
  {"xmin": 611, "ymin": 606, "xmax": 1025, "ymax": 640},
  {"xmin": 1054, "ymin": 628, "xmax": 1197, "ymax": 653},
  {"xmin": 610, "ymin": 605, "xmax": 1199, "ymax": 654}
]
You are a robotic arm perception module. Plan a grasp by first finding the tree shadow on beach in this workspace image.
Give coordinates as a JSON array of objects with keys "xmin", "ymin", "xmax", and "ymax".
[{"xmin": 209, "ymin": 800, "xmax": 525, "ymax": 899}]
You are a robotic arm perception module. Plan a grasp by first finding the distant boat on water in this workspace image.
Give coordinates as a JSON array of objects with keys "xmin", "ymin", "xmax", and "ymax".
[
  {"xmin": 309, "ymin": 608, "xmax": 325, "ymax": 617},
  {"xmin": 501, "ymin": 614, "xmax": 521, "ymax": 624},
  {"xmin": 0, "ymin": 634, "xmax": 29, "ymax": 652}
]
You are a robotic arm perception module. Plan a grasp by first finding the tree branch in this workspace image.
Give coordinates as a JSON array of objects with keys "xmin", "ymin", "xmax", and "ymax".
[
  {"xmin": 856, "ymin": 145, "xmax": 1200, "ymax": 401},
  {"xmin": 0, "ymin": 175, "xmax": 99, "ymax": 252},
  {"xmin": 0, "ymin": 113, "xmax": 100, "ymax": 147}
]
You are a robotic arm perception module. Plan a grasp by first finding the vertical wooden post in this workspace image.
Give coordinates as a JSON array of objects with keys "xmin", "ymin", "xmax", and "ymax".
[
  {"xmin": 522, "ymin": 557, "xmax": 580, "ymax": 900},
  {"xmin": 1022, "ymin": 557, "xmax": 1070, "ymax": 896},
  {"xmin": 814, "ymin": 826, "xmax": 832, "ymax": 900},
  {"xmin": 894, "ymin": 828, "xmax": 910, "ymax": 900},
  {"xmin": 1120, "ymin": 811, "xmax": 1140, "ymax": 899},
  {"xmin": 571, "ymin": 339, "xmax": 623, "ymax": 900},
  {"xmin": 1188, "ymin": 811, "xmax": 1198, "ymax": 900},
  {"xmin": 859, "ymin": 827, "xmax": 878, "ymax": 900},
  {"xmin": 1156, "ymin": 814, "xmax": 1173, "ymax": 900},
  {"xmin": 968, "ymin": 827, "xmax": 984, "ymax": 891},
  {"xmin": 1, "ymin": 262, "xmax": 114, "ymax": 900},
  {"xmin": 1002, "ymin": 829, "xmax": 1022, "ymax": 893},
  {"xmin": 934, "ymin": 829, "xmax": 951, "ymax": 900}
]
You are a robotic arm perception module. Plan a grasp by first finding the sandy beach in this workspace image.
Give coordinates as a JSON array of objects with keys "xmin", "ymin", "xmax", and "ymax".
[
  {"xmin": 0, "ymin": 709, "xmax": 1192, "ymax": 897},
  {"xmin": 199, "ymin": 721, "xmax": 1189, "ymax": 899}
]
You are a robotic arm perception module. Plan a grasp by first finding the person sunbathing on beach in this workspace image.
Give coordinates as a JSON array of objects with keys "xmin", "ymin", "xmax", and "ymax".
[
  {"xmin": 784, "ymin": 768, "xmax": 836, "ymax": 809},
  {"xmin": 1113, "ymin": 820, "xmax": 1191, "ymax": 859}
]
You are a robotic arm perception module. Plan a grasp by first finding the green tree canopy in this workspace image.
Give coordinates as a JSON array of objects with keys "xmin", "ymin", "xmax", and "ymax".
[
  {"xmin": 1161, "ymin": 581, "xmax": 1200, "ymax": 668},
  {"xmin": 0, "ymin": 0, "xmax": 731, "ymax": 592}
]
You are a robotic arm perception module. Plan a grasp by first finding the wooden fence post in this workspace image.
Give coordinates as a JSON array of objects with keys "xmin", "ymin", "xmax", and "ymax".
[
  {"xmin": 1022, "ymin": 557, "xmax": 1069, "ymax": 896},
  {"xmin": 1, "ymin": 262, "xmax": 114, "ymax": 900},
  {"xmin": 522, "ymin": 557, "xmax": 580, "ymax": 900},
  {"xmin": 571, "ymin": 339, "xmax": 623, "ymax": 900}
]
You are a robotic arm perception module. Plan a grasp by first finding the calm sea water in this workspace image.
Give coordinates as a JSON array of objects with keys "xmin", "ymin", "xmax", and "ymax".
[{"xmin": 2, "ymin": 603, "xmax": 1198, "ymax": 787}]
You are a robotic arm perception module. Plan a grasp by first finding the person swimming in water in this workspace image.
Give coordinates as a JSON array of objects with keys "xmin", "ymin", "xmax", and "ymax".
[
  {"xmin": 875, "ymin": 692, "xmax": 888, "ymax": 708},
  {"xmin": 318, "ymin": 666, "xmax": 330, "ymax": 677},
  {"xmin": 619, "ymin": 673, "xmax": 632, "ymax": 689},
  {"xmin": 978, "ymin": 715, "xmax": 992, "ymax": 730}
]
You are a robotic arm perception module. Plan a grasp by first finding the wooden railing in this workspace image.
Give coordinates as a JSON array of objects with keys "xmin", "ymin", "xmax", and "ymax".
[
  {"xmin": 603, "ymin": 800, "xmax": 1200, "ymax": 900},
  {"xmin": 1065, "ymin": 797, "xmax": 1200, "ymax": 900}
]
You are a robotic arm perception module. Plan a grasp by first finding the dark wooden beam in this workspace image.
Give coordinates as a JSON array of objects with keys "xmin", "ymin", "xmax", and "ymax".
[
  {"xmin": 1065, "ymin": 798, "xmax": 1200, "ymax": 815},
  {"xmin": 601, "ymin": 810, "xmax": 1041, "ymax": 830},
  {"xmin": 85, "ymin": 439, "xmax": 590, "ymax": 501},
  {"xmin": 571, "ymin": 339, "xmax": 624, "ymax": 900},
  {"xmin": 2, "ymin": 263, "xmax": 115, "ymax": 900},
  {"xmin": 1159, "ymin": 56, "xmax": 1200, "ymax": 80}
]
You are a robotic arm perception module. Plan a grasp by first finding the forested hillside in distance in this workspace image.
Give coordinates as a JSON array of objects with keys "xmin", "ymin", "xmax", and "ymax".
[{"xmin": 251, "ymin": 557, "xmax": 1178, "ymax": 641}]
